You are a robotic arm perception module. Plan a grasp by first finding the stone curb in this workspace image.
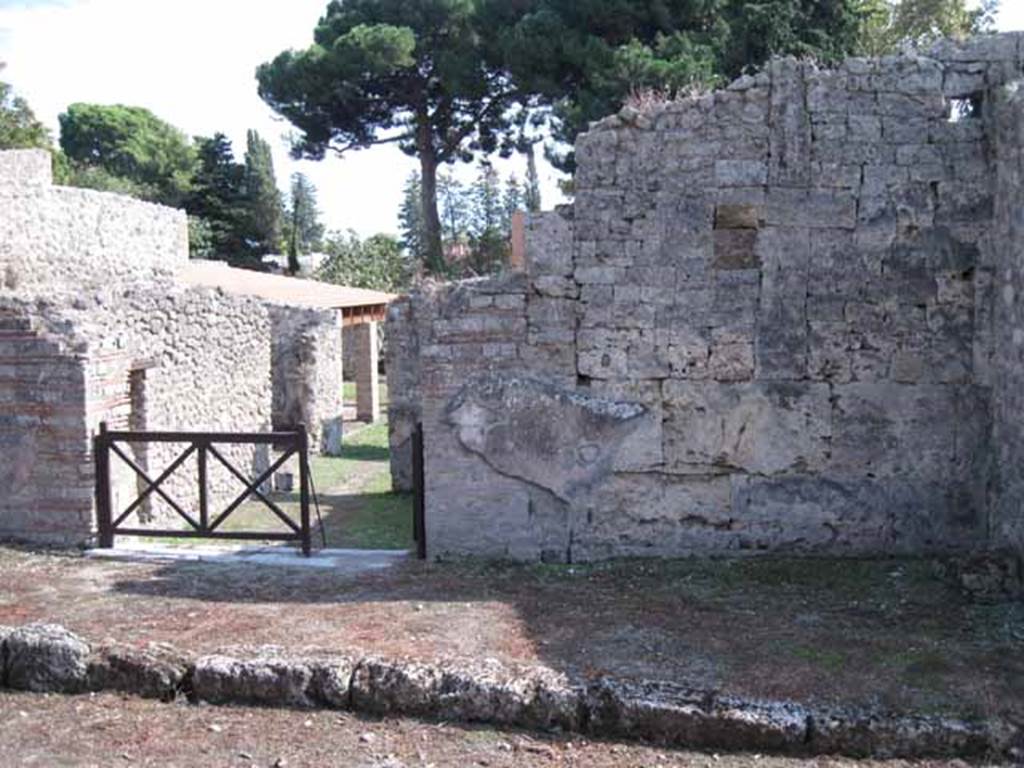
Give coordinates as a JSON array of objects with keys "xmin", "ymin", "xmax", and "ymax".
[{"xmin": 0, "ymin": 623, "xmax": 1018, "ymax": 760}]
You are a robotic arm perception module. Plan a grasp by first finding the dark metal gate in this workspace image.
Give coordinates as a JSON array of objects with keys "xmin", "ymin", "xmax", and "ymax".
[
  {"xmin": 411, "ymin": 422, "xmax": 426, "ymax": 560},
  {"xmin": 94, "ymin": 421, "xmax": 312, "ymax": 555}
]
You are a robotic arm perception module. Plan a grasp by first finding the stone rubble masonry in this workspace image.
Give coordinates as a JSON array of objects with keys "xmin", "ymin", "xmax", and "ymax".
[
  {"xmin": 0, "ymin": 149, "xmax": 308, "ymax": 544},
  {"xmin": 270, "ymin": 305, "xmax": 344, "ymax": 455},
  {"xmin": 388, "ymin": 34, "xmax": 1024, "ymax": 562},
  {"xmin": 0, "ymin": 622, "xmax": 1018, "ymax": 760},
  {"xmin": 1, "ymin": 150, "xmax": 188, "ymax": 291}
]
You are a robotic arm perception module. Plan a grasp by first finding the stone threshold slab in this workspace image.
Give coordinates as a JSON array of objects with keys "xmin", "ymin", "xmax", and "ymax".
[{"xmin": 84, "ymin": 544, "xmax": 409, "ymax": 572}]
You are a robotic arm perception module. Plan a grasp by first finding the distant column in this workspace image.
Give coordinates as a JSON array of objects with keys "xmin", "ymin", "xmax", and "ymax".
[{"xmin": 354, "ymin": 321, "xmax": 380, "ymax": 423}]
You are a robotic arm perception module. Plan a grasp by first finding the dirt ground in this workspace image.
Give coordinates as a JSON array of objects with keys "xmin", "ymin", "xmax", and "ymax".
[
  {"xmin": 0, "ymin": 691, "xmax": 994, "ymax": 768},
  {"xmin": 0, "ymin": 546, "xmax": 1021, "ymax": 723}
]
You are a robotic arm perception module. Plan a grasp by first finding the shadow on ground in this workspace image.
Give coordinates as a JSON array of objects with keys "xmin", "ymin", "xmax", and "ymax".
[{"xmin": 1, "ymin": 545, "xmax": 1020, "ymax": 723}]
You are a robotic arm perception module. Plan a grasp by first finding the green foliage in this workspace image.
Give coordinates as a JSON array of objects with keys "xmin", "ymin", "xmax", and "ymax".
[
  {"xmin": 285, "ymin": 172, "xmax": 325, "ymax": 272},
  {"xmin": 0, "ymin": 75, "xmax": 52, "ymax": 150},
  {"xmin": 257, "ymin": 0, "xmax": 532, "ymax": 273},
  {"xmin": 398, "ymin": 171, "xmax": 427, "ymax": 265},
  {"xmin": 242, "ymin": 129, "xmax": 283, "ymax": 257},
  {"xmin": 187, "ymin": 133, "xmax": 250, "ymax": 259},
  {"xmin": 400, "ymin": 162, "xmax": 527, "ymax": 277},
  {"xmin": 58, "ymin": 103, "xmax": 196, "ymax": 206},
  {"xmin": 500, "ymin": 0, "xmax": 865, "ymax": 170},
  {"xmin": 317, "ymin": 230, "xmax": 410, "ymax": 292},
  {"xmin": 855, "ymin": 0, "xmax": 998, "ymax": 56},
  {"xmin": 187, "ymin": 216, "xmax": 217, "ymax": 260}
]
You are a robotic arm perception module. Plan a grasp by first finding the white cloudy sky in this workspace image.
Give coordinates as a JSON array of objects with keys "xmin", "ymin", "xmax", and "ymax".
[{"xmin": 1, "ymin": 0, "xmax": 1023, "ymax": 237}]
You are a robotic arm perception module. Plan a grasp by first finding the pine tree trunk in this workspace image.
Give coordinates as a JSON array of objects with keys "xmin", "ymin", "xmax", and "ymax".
[{"xmin": 416, "ymin": 121, "xmax": 445, "ymax": 275}]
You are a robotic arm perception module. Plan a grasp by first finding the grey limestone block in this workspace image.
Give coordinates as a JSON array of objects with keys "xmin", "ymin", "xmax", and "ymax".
[{"xmin": 5, "ymin": 623, "xmax": 91, "ymax": 693}]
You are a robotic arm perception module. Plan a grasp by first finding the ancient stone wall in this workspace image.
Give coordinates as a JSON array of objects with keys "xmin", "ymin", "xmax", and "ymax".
[
  {"xmin": 0, "ymin": 151, "xmax": 275, "ymax": 544},
  {"xmin": 991, "ymin": 80, "xmax": 1024, "ymax": 555},
  {"xmin": 386, "ymin": 297, "xmax": 420, "ymax": 492},
  {"xmin": 0, "ymin": 306, "xmax": 91, "ymax": 544},
  {"xmin": 0, "ymin": 150, "xmax": 188, "ymax": 291},
  {"xmin": 392, "ymin": 34, "xmax": 1024, "ymax": 562},
  {"xmin": 270, "ymin": 305, "xmax": 344, "ymax": 455},
  {"xmin": 0, "ymin": 284, "xmax": 274, "ymax": 543}
]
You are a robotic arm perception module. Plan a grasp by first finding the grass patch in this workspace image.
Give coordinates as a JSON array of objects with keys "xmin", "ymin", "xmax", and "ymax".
[{"xmin": 215, "ymin": 420, "xmax": 412, "ymax": 551}]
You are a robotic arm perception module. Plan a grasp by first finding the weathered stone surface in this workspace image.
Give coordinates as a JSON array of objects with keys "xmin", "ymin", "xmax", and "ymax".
[
  {"xmin": 664, "ymin": 381, "xmax": 831, "ymax": 475},
  {"xmin": 712, "ymin": 229, "xmax": 760, "ymax": 270},
  {"xmin": 192, "ymin": 653, "xmax": 317, "ymax": 708},
  {"xmin": 446, "ymin": 374, "xmax": 646, "ymax": 502},
  {"xmin": 386, "ymin": 35, "xmax": 1024, "ymax": 563},
  {"xmin": 350, "ymin": 657, "xmax": 583, "ymax": 731},
  {"xmin": 310, "ymin": 658, "xmax": 359, "ymax": 709},
  {"xmin": 88, "ymin": 642, "xmax": 191, "ymax": 700},
  {"xmin": 808, "ymin": 707, "xmax": 999, "ymax": 758},
  {"xmin": 5, "ymin": 623, "xmax": 90, "ymax": 693},
  {"xmin": 586, "ymin": 678, "xmax": 807, "ymax": 752}
]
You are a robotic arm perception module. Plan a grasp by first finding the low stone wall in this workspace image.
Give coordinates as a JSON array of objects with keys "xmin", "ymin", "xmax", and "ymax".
[
  {"xmin": 0, "ymin": 622, "xmax": 1016, "ymax": 760},
  {"xmin": 391, "ymin": 34, "xmax": 1024, "ymax": 562}
]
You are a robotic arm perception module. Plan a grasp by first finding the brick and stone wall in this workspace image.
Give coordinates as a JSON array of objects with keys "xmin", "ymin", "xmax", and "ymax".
[
  {"xmin": 0, "ymin": 284, "xmax": 274, "ymax": 543},
  {"xmin": 391, "ymin": 34, "xmax": 1024, "ymax": 562},
  {"xmin": 0, "ymin": 151, "xmax": 275, "ymax": 544}
]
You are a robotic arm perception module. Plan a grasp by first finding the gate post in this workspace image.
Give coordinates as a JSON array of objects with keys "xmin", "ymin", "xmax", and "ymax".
[
  {"xmin": 412, "ymin": 422, "xmax": 426, "ymax": 560},
  {"xmin": 297, "ymin": 424, "xmax": 312, "ymax": 557},
  {"xmin": 94, "ymin": 421, "xmax": 114, "ymax": 548}
]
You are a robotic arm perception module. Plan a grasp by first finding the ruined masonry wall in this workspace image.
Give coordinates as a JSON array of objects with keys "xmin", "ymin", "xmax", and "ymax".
[
  {"xmin": 992, "ymin": 82, "xmax": 1024, "ymax": 555},
  {"xmin": 0, "ymin": 150, "xmax": 273, "ymax": 543},
  {"xmin": 0, "ymin": 286, "xmax": 274, "ymax": 543},
  {"xmin": 0, "ymin": 150, "xmax": 188, "ymax": 290},
  {"xmin": 0, "ymin": 307, "xmax": 91, "ymax": 544},
  {"xmin": 393, "ymin": 34, "xmax": 1024, "ymax": 562},
  {"xmin": 270, "ymin": 306, "xmax": 344, "ymax": 455}
]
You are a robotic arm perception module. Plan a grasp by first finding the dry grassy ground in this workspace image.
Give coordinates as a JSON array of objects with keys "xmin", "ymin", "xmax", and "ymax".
[
  {"xmin": 0, "ymin": 546, "xmax": 1020, "ymax": 723},
  {"xmin": 0, "ymin": 691, "xmax": 993, "ymax": 768}
]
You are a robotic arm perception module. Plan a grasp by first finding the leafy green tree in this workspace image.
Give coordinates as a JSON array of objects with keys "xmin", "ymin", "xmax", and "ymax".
[
  {"xmin": 856, "ymin": 0, "xmax": 998, "ymax": 56},
  {"xmin": 0, "ymin": 70, "xmax": 51, "ymax": 150},
  {"xmin": 242, "ymin": 129, "xmax": 283, "ymax": 257},
  {"xmin": 58, "ymin": 103, "xmax": 196, "ymax": 206},
  {"xmin": 257, "ymin": 0, "xmax": 532, "ymax": 274},
  {"xmin": 501, "ymin": 0, "xmax": 865, "ymax": 170},
  {"xmin": 317, "ymin": 230, "xmax": 410, "ymax": 292},
  {"xmin": 188, "ymin": 216, "xmax": 217, "ymax": 260},
  {"xmin": 187, "ymin": 133, "xmax": 248, "ymax": 259},
  {"xmin": 285, "ymin": 172, "xmax": 325, "ymax": 272}
]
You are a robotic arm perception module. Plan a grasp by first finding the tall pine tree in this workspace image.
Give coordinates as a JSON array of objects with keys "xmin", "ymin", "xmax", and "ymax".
[
  {"xmin": 286, "ymin": 172, "xmax": 324, "ymax": 273},
  {"xmin": 242, "ymin": 130, "xmax": 283, "ymax": 258},
  {"xmin": 398, "ymin": 171, "xmax": 426, "ymax": 269},
  {"xmin": 187, "ymin": 133, "xmax": 247, "ymax": 259}
]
